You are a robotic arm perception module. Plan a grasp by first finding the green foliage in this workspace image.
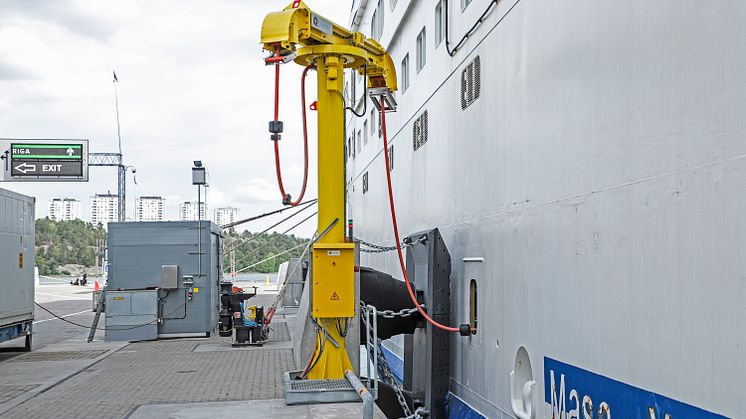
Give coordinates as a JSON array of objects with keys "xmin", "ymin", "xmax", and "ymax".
[
  {"xmin": 35, "ymin": 218, "xmax": 106, "ymax": 275},
  {"xmin": 223, "ymin": 229, "xmax": 308, "ymax": 274}
]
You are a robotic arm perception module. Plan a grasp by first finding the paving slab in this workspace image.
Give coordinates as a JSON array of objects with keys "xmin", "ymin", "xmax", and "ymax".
[
  {"xmin": 128, "ymin": 397, "xmax": 386, "ymax": 419},
  {"xmin": 0, "ymin": 332, "xmax": 126, "ymax": 416},
  {"xmin": 1, "ymin": 336, "xmax": 296, "ymax": 419}
]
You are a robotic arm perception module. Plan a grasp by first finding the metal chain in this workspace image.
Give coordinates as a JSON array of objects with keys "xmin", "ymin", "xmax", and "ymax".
[
  {"xmin": 401, "ymin": 407, "xmax": 427, "ymax": 419},
  {"xmin": 377, "ymin": 306, "xmax": 423, "ymax": 318},
  {"xmin": 360, "ymin": 304, "xmax": 412, "ymax": 417},
  {"xmin": 356, "ymin": 236, "xmax": 426, "ymax": 253}
]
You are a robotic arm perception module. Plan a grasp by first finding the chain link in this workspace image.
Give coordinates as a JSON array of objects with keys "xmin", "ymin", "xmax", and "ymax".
[
  {"xmin": 356, "ymin": 236, "xmax": 427, "ymax": 253},
  {"xmin": 360, "ymin": 304, "xmax": 412, "ymax": 417},
  {"xmin": 377, "ymin": 306, "xmax": 423, "ymax": 318},
  {"xmin": 401, "ymin": 407, "xmax": 427, "ymax": 419}
]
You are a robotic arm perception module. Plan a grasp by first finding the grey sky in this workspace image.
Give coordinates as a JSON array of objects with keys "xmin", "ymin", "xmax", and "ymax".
[{"xmin": 0, "ymin": 0, "xmax": 351, "ymax": 237}]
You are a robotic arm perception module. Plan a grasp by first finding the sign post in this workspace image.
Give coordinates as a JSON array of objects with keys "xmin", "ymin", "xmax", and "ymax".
[{"xmin": 0, "ymin": 139, "xmax": 89, "ymax": 182}]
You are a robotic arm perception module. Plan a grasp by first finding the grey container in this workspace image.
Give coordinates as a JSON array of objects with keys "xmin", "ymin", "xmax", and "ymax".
[
  {"xmin": 107, "ymin": 221, "xmax": 221, "ymax": 337},
  {"xmin": 0, "ymin": 188, "xmax": 35, "ymax": 336}
]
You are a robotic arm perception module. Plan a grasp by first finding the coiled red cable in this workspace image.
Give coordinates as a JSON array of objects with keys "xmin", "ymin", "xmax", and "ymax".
[
  {"xmin": 379, "ymin": 101, "xmax": 461, "ymax": 333},
  {"xmin": 271, "ymin": 53, "xmax": 311, "ymax": 207}
]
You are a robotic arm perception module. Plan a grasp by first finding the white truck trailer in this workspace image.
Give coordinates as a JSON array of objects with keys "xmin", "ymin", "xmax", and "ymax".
[{"xmin": 0, "ymin": 188, "xmax": 34, "ymax": 351}]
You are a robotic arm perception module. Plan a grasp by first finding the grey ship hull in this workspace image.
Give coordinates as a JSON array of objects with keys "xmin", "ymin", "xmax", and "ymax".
[{"xmin": 346, "ymin": 0, "xmax": 745, "ymax": 417}]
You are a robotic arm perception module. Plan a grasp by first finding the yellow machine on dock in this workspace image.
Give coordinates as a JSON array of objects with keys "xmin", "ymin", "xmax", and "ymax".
[{"xmin": 261, "ymin": 1, "xmax": 397, "ymax": 380}]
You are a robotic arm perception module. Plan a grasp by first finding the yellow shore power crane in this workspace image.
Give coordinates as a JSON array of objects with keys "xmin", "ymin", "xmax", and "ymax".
[{"xmin": 261, "ymin": 1, "xmax": 397, "ymax": 380}]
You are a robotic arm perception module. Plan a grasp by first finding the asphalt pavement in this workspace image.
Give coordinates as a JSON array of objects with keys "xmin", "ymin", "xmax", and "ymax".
[{"xmin": 0, "ymin": 281, "xmax": 96, "ymax": 362}]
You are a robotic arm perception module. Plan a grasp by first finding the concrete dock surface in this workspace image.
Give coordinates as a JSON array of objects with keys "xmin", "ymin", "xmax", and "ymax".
[{"xmin": 0, "ymin": 280, "xmax": 383, "ymax": 418}]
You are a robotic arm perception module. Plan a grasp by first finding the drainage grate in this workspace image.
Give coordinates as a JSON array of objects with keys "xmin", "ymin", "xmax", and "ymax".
[
  {"xmin": 284, "ymin": 370, "xmax": 360, "ymax": 405},
  {"xmin": 9, "ymin": 350, "xmax": 107, "ymax": 363},
  {"xmin": 289, "ymin": 378, "xmax": 354, "ymax": 391},
  {"xmin": 0, "ymin": 384, "xmax": 38, "ymax": 403}
]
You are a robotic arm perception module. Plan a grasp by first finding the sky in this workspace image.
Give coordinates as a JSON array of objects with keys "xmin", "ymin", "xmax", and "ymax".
[{"xmin": 0, "ymin": 0, "xmax": 352, "ymax": 237}]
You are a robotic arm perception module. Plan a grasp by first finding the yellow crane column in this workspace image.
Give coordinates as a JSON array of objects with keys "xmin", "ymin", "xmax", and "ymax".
[
  {"xmin": 261, "ymin": 1, "xmax": 397, "ymax": 380},
  {"xmin": 307, "ymin": 53, "xmax": 354, "ymax": 379}
]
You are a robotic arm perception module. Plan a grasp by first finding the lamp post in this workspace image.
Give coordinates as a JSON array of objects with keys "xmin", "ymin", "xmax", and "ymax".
[{"xmin": 192, "ymin": 161, "xmax": 206, "ymax": 277}]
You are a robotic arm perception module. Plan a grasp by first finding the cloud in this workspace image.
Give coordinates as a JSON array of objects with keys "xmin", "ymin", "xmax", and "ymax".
[
  {"xmin": 233, "ymin": 178, "xmax": 280, "ymax": 204},
  {"xmin": 0, "ymin": 0, "xmax": 117, "ymax": 42},
  {"xmin": 0, "ymin": 61, "xmax": 33, "ymax": 80}
]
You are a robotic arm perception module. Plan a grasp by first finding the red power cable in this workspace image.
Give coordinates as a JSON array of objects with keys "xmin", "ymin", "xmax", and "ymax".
[
  {"xmin": 271, "ymin": 52, "xmax": 311, "ymax": 207},
  {"xmin": 379, "ymin": 101, "xmax": 462, "ymax": 334}
]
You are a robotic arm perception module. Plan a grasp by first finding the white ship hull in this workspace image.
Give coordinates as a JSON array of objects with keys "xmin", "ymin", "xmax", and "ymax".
[{"xmin": 345, "ymin": 0, "xmax": 746, "ymax": 417}]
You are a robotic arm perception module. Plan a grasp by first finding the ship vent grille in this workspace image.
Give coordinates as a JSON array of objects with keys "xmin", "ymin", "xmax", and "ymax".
[
  {"xmin": 413, "ymin": 110, "xmax": 429, "ymax": 151},
  {"xmin": 461, "ymin": 55, "xmax": 481, "ymax": 110},
  {"xmin": 388, "ymin": 145, "xmax": 394, "ymax": 171}
]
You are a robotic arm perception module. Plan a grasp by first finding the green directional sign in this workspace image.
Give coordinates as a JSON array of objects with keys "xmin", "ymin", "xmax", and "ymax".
[
  {"xmin": 1, "ymin": 139, "xmax": 89, "ymax": 182},
  {"xmin": 12, "ymin": 144, "xmax": 83, "ymax": 159}
]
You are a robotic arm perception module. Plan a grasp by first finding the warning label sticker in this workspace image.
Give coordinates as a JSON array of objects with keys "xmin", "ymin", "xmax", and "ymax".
[{"xmin": 330, "ymin": 292, "xmax": 339, "ymax": 300}]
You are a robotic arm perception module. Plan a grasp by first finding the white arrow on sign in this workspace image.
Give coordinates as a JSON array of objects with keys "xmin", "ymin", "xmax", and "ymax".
[
  {"xmin": 66, "ymin": 148, "xmax": 74, "ymax": 156},
  {"xmin": 14, "ymin": 163, "xmax": 36, "ymax": 174}
]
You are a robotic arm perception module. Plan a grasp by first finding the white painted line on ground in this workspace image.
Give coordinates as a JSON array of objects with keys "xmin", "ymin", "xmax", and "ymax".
[{"xmin": 34, "ymin": 309, "xmax": 92, "ymax": 324}]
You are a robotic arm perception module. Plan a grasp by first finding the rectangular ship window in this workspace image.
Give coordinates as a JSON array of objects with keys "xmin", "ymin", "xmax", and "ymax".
[
  {"xmin": 435, "ymin": 1, "xmax": 444, "ymax": 47},
  {"xmin": 401, "ymin": 54, "xmax": 410, "ymax": 91},
  {"xmin": 416, "ymin": 27, "xmax": 426, "ymax": 72}
]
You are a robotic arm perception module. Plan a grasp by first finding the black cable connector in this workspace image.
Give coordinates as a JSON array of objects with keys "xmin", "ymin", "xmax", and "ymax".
[
  {"xmin": 269, "ymin": 120, "xmax": 284, "ymax": 141},
  {"xmin": 282, "ymin": 194, "xmax": 292, "ymax": 205},
  {"xmin": 459, "ymin": 324, "xmax": 473, "ymax": 336}
]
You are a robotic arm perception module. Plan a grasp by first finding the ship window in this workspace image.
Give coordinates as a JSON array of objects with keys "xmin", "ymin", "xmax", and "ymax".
[
  {"xmin": 413, "ymin": 110, "xmax": 428, "ymax": 151},
  {"xmin": 371, "ymin": 10, "xmax": 378, "ymax": 40},
  {"xmin": 371, "ymin": 0, "xmax": 384, "ymax": 40},
  {"xmin": 378, "ymin": 0, "xmax": 384, "ymax": 38},
  {"xmin": 416, "ymin": 27, "xmax": 426, "ymax": 72},
  {"xmin": 364, "ymin": 120, "xmax": 368, "ymax": 147},
  {"xmin": 461, "ymin": 55, "xmax": 481, "ymax": 110},
  {"xmin": 362, "ymin": 172, "xmax": 369, "ymax": 194},
  {"xmin": 469, "ymin": 279, "xmax": 478, "ymax": 334},
  {"xmin": 434, "ymin": 1, "xmax": 445, "ymax": 47},
  {"xmin": 356, "ymin": 130, "xmax": 361, "ymax": 157},
  {"xmin": 351, "ymin": 71, "xmax": 356, "ymax": 104},
  {"xmin": 370, "ymin": 109, "xmax": 376, "ymax": 137},
  {"xmin": 378, "ymin": 110, "xmax": 383, "ymax": 138},
  {"xmin": 401, "ymin": 54, "xmax": 410, "ymax": 92},
  {"xmin": 462, "ymin": 0, "xmax": 472, "ymax": 11},
  {"xmin": 388, "ymin": 145, "xmax": 394, "ymax": 171}
]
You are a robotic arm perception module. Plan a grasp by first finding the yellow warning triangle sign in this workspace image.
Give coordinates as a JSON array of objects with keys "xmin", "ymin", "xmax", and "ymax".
[{"xmin": 330, "ymin": 292, "xmax": 339, "ymax": 300}]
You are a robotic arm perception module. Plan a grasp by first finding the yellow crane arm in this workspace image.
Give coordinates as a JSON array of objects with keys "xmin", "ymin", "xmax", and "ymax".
[{"xmin": 261, "ymin": 1, "xmax": 397, "ymax": 92}]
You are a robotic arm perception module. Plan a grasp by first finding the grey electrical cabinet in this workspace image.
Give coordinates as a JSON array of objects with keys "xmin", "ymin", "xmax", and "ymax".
[
  {"xmin": 161, "ymin": 265, "xmax": 178, "ymax": 289},
  {"xmin": 106, "ymin": 222, "xmax": 221, "ymax": 339},
  {"xmin": 105, "ymin": 290, "xmax": 158, "ymax": 341}
]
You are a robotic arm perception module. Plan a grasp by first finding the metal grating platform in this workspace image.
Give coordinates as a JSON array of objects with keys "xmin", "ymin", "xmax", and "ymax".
[
  {"xmin": 289, "ymin": 377, "xmax": 354, "ymax": 391},
  {"xmin": 284, "ymin": 370, "xmax": 360, "ymax": 405},
  {"xmin": 9, "ymin": 350, "xmax": 108, "ymax": 363}
]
